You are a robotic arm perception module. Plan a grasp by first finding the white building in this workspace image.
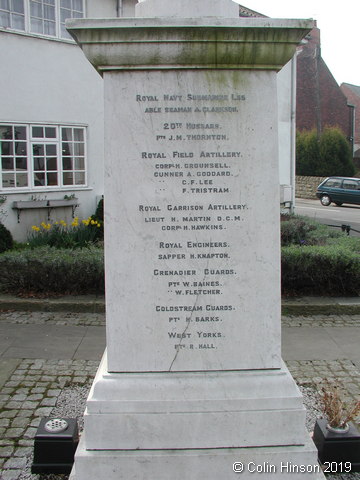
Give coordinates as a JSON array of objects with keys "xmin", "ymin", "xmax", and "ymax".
[{"xmin": 0, "ymin": 0, "xmax": 295, "ymax": 241}]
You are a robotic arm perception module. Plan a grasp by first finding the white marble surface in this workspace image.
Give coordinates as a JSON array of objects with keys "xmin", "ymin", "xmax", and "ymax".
[
  {"xmin": 67, "ymin": 18, "xmax": 314, "ymax": 73},
  {"xmin": 82, "ymin": 354, "xmax": 307, "ymax": 450},
  {"xmin": 104, "ymin": 68, "xmax": 281, "ymax": 372},
  {"xmin": 73, "ymin": 434, "xmax": 325, "ymax": 480}
]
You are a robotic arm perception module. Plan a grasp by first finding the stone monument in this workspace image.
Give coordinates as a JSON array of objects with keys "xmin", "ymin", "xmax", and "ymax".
[{"xmin": 67, "ymin": 1, "xmax": 325, "ymax": 478}]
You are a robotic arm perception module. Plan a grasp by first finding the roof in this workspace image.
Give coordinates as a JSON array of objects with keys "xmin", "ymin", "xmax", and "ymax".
[
  {"xmin": 341, "ymin": 83, "xmax": 360, "ymax": 97},
  {"xmin": 238, "ymin": 4, "xmax": 267, "ymax": 18}
]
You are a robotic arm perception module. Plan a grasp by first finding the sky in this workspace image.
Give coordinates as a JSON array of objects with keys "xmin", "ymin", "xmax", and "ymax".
[{"xmin": 233, "ymin": 0, "xmax": 360, "ymax": 87}]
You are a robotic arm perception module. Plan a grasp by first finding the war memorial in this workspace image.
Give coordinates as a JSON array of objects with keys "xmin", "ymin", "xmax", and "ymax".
[{"xmin": 67, "ymin": 1, "xmax": 325, "ymax": 478}]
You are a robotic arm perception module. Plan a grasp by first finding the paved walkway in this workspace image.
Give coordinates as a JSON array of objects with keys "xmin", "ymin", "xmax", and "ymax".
[{"xmin": 0, "ymin": 301, "xmax": 359, "ymax": 479}]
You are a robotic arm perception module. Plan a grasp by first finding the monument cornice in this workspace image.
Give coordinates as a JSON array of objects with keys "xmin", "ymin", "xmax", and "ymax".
[{"xmin": 67, "ymin": 18, "xmax": 314, "ymax": 74}]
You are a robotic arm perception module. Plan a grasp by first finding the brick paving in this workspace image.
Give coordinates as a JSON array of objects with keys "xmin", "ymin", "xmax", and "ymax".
[
  {"xmin": 0, "ymin": 358, "xmax": 98, "ymax": 480},
  {"xmin": 0, "ymin": 311, "xmax": 359, "ymax": 479},
  {"xmin": 282, "ymin": 315, "xmax": 360, "ymax": 328}
]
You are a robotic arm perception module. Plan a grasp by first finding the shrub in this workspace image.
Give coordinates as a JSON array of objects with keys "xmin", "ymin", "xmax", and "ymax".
[
  {"xmin": 296, "ymin": 130, "xmax": 319, "ymax": 176},
  {"xmin": 281, "ymin": 214, "xmax": 342, "ymax": 247},
  {"xmin": 0, "ymin": 222, "xmax": 14, "ymax": 253},
  {"xmin": 90, "ymin": 198, "xmax": 104, "ymax": 241},
  {"xmin": 0, "ymin": 246, "xmax": 104, "ymax": 295},
  {"xmin": 94, "ymin": 197, "xmax": 104, "ymax": 223},
  {"xmin": 318, "ymin": 127, "xmax": 354, "ymax": 177},
  {"xmin": 296, "ymin": 127, "xmax": 355, "ymax": 177}
]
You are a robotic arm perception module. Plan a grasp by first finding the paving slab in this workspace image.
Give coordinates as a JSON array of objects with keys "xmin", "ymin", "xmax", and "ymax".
[
  {"xmin": 282, "ymin": 327, "xmax": 345, "ymax": 361},
  {"xmin": 0, "ymin": 323, "xmax": 93, "ymax": 360},
  {"xmin": 73, "ymin": 327, "xmax": 106, "ymax": 360}
]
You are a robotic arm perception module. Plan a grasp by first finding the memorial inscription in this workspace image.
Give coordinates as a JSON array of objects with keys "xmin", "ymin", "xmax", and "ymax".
[{"xmin": 106, "ymin": 70, "xmax": 280, "ymax": 372}]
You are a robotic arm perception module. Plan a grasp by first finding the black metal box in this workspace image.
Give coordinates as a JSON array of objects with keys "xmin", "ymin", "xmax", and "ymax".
[{"xmin": 31, "ymin": 418, "xmax": 79, "ymax": 474}]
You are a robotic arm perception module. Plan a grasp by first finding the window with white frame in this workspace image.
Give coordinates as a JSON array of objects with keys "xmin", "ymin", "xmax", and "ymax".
[
  {"xmin": 0, "ymin": 0, "xmax": 25, "ymax": 30},
  {"xmin": 0, "ymin": 123, "xmax": 86, "ymax": 190},
  {"xmin": 0, "ymin": 0, "xmax": 84, "ymax": 39}
]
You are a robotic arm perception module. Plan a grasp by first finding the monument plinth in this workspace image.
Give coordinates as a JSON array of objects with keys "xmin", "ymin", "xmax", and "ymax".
[{"xmin": 68, "ymin": 1, "xmax": 325, "ymax": 478}]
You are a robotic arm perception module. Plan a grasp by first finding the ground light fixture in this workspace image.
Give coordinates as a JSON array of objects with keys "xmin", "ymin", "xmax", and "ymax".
[{"xmin": 31, "ymin": 417, "xmax": 79, "ymax": 474}]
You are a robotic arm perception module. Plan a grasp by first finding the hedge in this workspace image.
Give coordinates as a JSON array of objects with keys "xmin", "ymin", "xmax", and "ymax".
[
  {"xmin": 0, "ymin": 246, "xmax": 104, "ymax": 295},
  {"xmin": 0, "ymin": 233, "xmax": 359, "ymax": 297},
  {"xmin": 281, "ymin": 238, "xmax": 360, "ymax": 296}
]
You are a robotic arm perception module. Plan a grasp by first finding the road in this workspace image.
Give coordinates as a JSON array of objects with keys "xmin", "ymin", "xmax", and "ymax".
[{"xmin": 295, "ymin": 198, "xmax": 360, "ymax": 237}]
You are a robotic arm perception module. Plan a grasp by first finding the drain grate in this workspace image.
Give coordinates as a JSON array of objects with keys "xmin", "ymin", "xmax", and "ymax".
[{"xmin": 44, "ymin": 418, "xmax": 69, "ymax": 433}]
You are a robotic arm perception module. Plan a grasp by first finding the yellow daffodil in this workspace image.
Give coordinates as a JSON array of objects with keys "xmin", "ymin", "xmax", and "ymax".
[{"xmin": 31, "ymin": 225, "xmax": 40, "ymax": 231}]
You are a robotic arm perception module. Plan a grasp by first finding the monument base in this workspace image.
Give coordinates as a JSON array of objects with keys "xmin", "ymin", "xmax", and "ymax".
[
  {"xmin": 71, "ymin": 353, "xmax": 325, "ymax": 479},
  {"xmin": 71, "ymin": 437, "xmax": 326, "ymax": 479}
]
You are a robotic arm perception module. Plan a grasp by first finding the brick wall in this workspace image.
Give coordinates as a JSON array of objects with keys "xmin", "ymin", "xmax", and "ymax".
[
  {"xmin": 296, "ymin": 28, "xmax": 352, "ymax": 139},
  {"xmin": 296, "ymin": 175, "xmax": 326, "ymax": 199}
]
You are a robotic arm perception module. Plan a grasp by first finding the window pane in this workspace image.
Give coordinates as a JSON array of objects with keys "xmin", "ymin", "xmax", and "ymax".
[
  {"xmin": 34, "ymin": 172, "xmax": 45, "ymax": 186},
  {"xmin": 0, "ymin": 125, "xmax": 12, "ymax": 139},
  {"xmin": 32, "ymin": 127, "xmax": 43, "ymax": 138},
  {"xmin": 343, "ymin": 181, "xmax": 357, "ymax": 189},
  {"xmin": 0, "ymin": 0, "xmax": 10, "ymax": 10},
  {"xmin": 73, "ymin": 0, "xmax": 83, "ymax": 11},
  {"xmin": 74, "ymin": 128, "xmax": 84, "ymax": 141},
  {"xmin": 44, "ymin": 4, "xmax": 54, "ymax": 19},
  {"xmin": 14, "ymin": 126, "xmax": 26, "ymax": 140},
  {"xmin": 47, "ymin": 157, "xmax": 57, "ymax": 170},
  {"xmin": 33, "ymin": 157, "xmax": 44, "ymax": 170},
  {"xmin": 44, "ymin": 20, "xmax": 55, "ymax": 35},
  {"xmin": 30, "ymin": 1, "xmax": 42, "ymax": 17},
  {"xmin": 16, "ymin": 157, "xmax": 27, "ymax": 170},
  {"xmin": 2, "ymin": 157, "xmax": 14, "ymax": 170},
  {"xmin": 62, "ymin": 142, "xmax": 71, "ymax": 156},
  {"xmin": 12, "ymin": 0, "xmax": 24, "ymax": 13},
  {"xmin": 74, "ymin": 157, "xmax": 84, "ymax": 170},
  {"xmin": 74, "ymin": 143, "xmax": 84, "ymax": 156},
  {"xmin": 33, "ymin": 144, "xmax": 44, "ymax": 156},
  {"xmin": 62, "ymin": 128, "xmax": 72, "ymax": 141},
  {"xmin": 63, "ymin": 172, "xmax": 73, "ymax": 185},
  {"xmin": 12, "ymin": 13, "xmax": 24, "ymax": 29},
  {"xmin": 60, "ymin": 8, "xmax": 69, "ymax": 22},
  {"xmin": 47, "ymin": 172, "xmax": 57, "ymax": 185},
  {"xmin": 30, "ymin": 17, "xmax": 43, "ymax": 33},
  {"xmin": 60, "ymin": 0, "xmax": 71, "ymax": 8},
  {"xmin": 46, "ymin": 0, "xmax": 55, "ymax": 5},
  {"xmin": 46, "ymin": 144, "xmax": 56, "ymax": 155},
  {"xmin": 63, "ymin": 157, "xmax": 72, "ymax": 170},
  {"xmin": 0, "ymin": 11, "xmax": 10, "ymax": 27},
  {"xmin": 1, "ymin": 142, "xmax": 13, "ymax": 155},
  {"xmin": 73, "ymin": 9, "xmax": 82, "ymax": 18},
  {"xmin": 16, "ymin": 173, "xmax": 28, "ymax": 187},
  {"xmin": 75, "ymin": 172, "xmax": 85, "ymax": 184},
  {"xmin": 2, "ymin": 173, "xmax": 15, "ymax": 188},
  {"xmin": 15, "ymin": 141, "xmax": 27, "ymax": 155},
  {"xmin": 45, "ymin": 127, "xmax": 56, "ymax": 138}
]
